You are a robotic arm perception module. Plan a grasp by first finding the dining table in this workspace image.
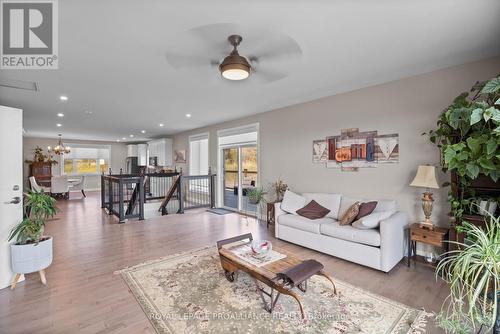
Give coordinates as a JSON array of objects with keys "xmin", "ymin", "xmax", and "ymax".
[{"xmin": 37, "ymin": 178, "xmax": 82, "ymax": 187}]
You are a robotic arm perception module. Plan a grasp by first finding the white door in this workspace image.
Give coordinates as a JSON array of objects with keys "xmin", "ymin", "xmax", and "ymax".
[{"xmin": 0, "ymin": 106, "xmax": 23, "ymax": 289}]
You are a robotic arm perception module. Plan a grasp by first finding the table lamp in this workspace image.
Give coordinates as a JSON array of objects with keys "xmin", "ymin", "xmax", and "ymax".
[{"xmin": 410, "ymin": 165, "xmax": 439, "ymax": 230}]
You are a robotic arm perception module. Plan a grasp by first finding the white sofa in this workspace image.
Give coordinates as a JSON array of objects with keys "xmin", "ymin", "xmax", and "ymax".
[{"xmin": 274, "ymin": 192, "xmax": 407, "ymax": 272}]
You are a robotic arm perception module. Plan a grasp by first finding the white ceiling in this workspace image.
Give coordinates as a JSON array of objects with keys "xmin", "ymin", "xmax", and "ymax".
[{"xmin": 1, "ymin": 0, "xmax": 500, "ymax": 142}]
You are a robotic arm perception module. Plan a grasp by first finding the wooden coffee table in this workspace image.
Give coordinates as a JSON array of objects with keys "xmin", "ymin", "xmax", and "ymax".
[{"xmin": 217, "ymin": 233, "xmax": 336, "ymax": 319}]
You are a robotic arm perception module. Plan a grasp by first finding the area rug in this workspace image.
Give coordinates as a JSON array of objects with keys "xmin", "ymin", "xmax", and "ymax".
[
  {"xmin": 117, "ymin": 246, "xmax": 431, "ymax": 334},
  {"xmin": 206, "ymin": 208, "xmax": 235, "ymax": 215}
]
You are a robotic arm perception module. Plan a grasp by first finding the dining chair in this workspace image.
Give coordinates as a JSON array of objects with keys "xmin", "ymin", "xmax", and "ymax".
[
  {"xmin": 69, "ymin": 175, "xmax": 87, "ymax": 198},
  {"xmin": 29, "ymin": 176, "xmax": 51, "ymax": 193},
  {"xmin": 51, "ymin": 175, "xmax": 69, "ymax": 199}
]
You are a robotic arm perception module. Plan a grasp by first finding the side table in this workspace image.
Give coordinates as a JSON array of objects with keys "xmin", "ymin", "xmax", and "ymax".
[
  {"xmin": 266, "ymin": 201, "xmax": 279, "ymax": 229},
  {"xmin": 407, "ymin": 223, "xmax": 449, "ymax": 267}
]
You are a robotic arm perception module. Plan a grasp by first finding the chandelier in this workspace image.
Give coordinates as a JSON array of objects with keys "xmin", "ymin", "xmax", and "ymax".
[{"xmin": 48, "ymin": 134, "xmax": 70, "ymax": 155}]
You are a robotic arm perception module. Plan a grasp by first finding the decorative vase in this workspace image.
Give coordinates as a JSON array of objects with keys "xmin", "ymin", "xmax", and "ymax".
[
  {"xmin": 250, "ymin": 240, "xmax": 272, "ymax": 258},
  {"xmin": 248, "ymin": 197, "xmax": 260, "ymax": 205},
  {"xmin": 479, "ymin": 200, "xmax": 498, "ymax": 216},
  {"xmin": 11, "ymin": 236, "xmax": 53, "ymax": 274}
]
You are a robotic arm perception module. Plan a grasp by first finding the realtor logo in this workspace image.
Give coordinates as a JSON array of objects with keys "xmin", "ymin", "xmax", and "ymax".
[{"xmin": 1, "ymin": 0, "xmax": 58, "ymax": 69}]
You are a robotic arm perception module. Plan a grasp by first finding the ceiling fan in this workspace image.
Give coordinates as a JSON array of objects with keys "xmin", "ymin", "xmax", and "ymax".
[
  {"xmin": 165, "ymin": 24, "xmax": 302, "ymax": 83},
  {"xmin": 219, "ymin": 34, "xmax": 252, "ymax": 81}
]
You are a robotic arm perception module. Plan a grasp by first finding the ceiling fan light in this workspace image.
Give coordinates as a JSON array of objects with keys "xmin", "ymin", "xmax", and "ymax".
[
  {"xmin": 219, "ymin": 53, "xmax": 251, "ymax": 81},
  {"xmin": 221, "ymin": 67, "xmax": 250, "ymax": 80}
]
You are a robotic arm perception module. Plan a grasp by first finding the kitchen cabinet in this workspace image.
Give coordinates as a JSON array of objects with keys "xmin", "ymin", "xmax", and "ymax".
[
  {"xmin": 147, "ymin": 138, "xmax": 173, "ymax": 167},
  {"xmin": 137, "ymin": 144, "xmax": 148, "ymax": 166},
  {"xmin": 126, "ymin": 144, "xmax": 138, "ymax": 157}
]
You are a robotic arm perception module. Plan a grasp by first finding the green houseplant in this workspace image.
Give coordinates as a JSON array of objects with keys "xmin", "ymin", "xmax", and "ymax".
[
  {"xmin": 427, "ymin": 75, "xmax": 500, "ymax": 224},
  {"xmin": 9, "ymin": 190, "xmax": 57, "ymax": 244},
  {"xmin": 8, "ymin": 190, "xmax": 57, "ymax": 288},
  {"xmin": 247, "ymin": 187, "xmax": 266, "ymax": 205},
  {"xmin": 436, "ymin": 212, "xmax": 500, "ymax": 333}
]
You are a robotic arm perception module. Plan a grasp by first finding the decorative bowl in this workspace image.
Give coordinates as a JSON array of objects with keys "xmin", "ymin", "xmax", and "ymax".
[{"xmin": 250, "ymin": 240, "xmax": 272, "ymax": 258}]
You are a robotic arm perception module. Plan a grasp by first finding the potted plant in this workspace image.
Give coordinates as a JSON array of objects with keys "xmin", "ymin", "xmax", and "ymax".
[
  {"xmin": 247, "ymin": 187, "xmax": 266, "ymax": 205},
  {"xmin": 426, "ymin": 75, "xmax": 500, "ymax": 225},
  {"xmin": 270, "ymin": 177, "xmax": 288, "ymax": 202},
  {"xmin": 436, "ymin": 212, "xmax": 500, "ymax": 333},
  {"xmin": 24, "ymin": 145, "xmax": 58, "ymax": 165},
  {"xmin": 477, "ymin": 197, "xmax": 499, "ymax": 216},
  {"xmin": 8, "ymin": 190, "xmax": 57, "ymax": 289}
]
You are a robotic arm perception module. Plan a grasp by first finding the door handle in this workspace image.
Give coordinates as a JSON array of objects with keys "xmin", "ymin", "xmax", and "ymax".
[{"xmin": 4, "ymin": 196, "xmax": 21, "ymax": 204}]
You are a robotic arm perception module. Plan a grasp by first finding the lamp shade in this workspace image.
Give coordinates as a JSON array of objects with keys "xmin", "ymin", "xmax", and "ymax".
[{"xmin": 410, "ymin": 165, "xmax": 439, "ymax": 189}]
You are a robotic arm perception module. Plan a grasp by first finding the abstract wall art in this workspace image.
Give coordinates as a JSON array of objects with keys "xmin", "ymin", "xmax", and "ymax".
[
  {"xmin": 315, "ymin": 128, "xmax": 399, "ymax": 171},
  {"xmin": 312, "ymin": 139, "xmax": 328, "ymax": 163},
  {"xmin": 174, "ymin": 149, "xmax": 187, "ymax": 163}
]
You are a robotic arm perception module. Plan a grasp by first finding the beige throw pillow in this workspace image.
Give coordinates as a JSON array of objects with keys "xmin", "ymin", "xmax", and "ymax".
[{"xmin": 339, "ymin": 202, "xmax": 360, "ymax": 226}]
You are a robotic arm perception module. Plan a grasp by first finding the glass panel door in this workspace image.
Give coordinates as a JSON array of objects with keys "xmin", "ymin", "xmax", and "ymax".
[
  {"xmin": 241, "ymin": 146, "xmax": 258, "ymax": 214},
  {"xmin": 223, "ymin": 148, "xmax": 239, "ymax": 210}
]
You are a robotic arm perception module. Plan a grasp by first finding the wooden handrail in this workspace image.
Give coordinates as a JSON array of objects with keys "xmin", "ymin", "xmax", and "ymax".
[{"xmin": 158, "ymin": 175, "xmax": 180, "ymax": 215}]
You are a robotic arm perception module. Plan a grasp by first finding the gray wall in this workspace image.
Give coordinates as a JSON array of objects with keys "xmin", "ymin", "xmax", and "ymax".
[
  {"xmin": 172, "ymin": 56, "xmax": 500, "ymax": 227},
  {"xmin": 23, "ymin": 137, "xmax": 127, "ymax": 190}
]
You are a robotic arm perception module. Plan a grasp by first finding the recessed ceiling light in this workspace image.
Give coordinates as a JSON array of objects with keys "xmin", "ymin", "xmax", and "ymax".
[
  {"xmin": 159, "ymin": 123, "xmax": 164, "ymax": 127},
  {"xmin": 59, "ymin": 95, "xmax": 68, "ymax": 101},
  {"xmin": 84, "ymin": 110, "xmax": 93, "ymax": 114},
  {"xmin": 57, "ymin": 113, "xmax": 64, "ymax": 117},
  {"xmin": 56, "ymin": 123, "xmax": 62, "ymax": 127},
  {"xmin": 122, "ymin": 137, "xmax": 126, "ymax": 140},
  {"xmin": 185, "ymin": 113, "xmax": 192, "ymax": 118},
  {"xmin": 141, "ymin": 130, "xmax": 146, "ymax": 134},
  {"xmin": 130, "ymin": 134, "xmax": 134, "ymax": 138},
  {"xmin": 116, "ymin": 139, "xmax": 120, "ymax": 142}
]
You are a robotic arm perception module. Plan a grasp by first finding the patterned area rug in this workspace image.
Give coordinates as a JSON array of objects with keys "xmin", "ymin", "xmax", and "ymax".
[{"xmin": 117, "ymin": 246, "xmax": 430, "ymax": 334}]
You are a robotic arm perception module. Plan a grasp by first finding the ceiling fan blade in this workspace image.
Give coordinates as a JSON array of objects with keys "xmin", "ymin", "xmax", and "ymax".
[
  {"xmin": 252, "ymin": 67, "xmax": 288, "ymax": 83},
  {"xmin": 187, "ymin": 23, "xmax": 238, "ymax": 52},
  {"xmin": 246, "ymin": 34, "xmax": 302, "ymax": 62},
  {"xmin": 165, "ymin": 52, "xmax": 218, "ymax": 69}
]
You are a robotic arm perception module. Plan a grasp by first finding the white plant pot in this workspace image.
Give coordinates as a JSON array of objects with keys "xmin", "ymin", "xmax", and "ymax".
[
  {"xmin": 10, "ymin": 237, "xmax": 53, "ymax": 274},
  {"xmin": 479, "ymin": 201, "xmax": 498, "ymax": 216}
]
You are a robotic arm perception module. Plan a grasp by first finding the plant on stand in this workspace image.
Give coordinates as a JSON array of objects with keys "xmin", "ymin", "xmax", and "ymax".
[
  {"xmin": 270, "ymin": 177, "xmax": 288, "ymax": 202},
  {"xmin": 8, "ymin": 190, "xmax": 57, "ymax": 289},
  {"xmin": 24, "ymin": 146, "xmax": 58, "ymax": 165},
  {"xmin": 246, "ymin": 187, "xmax": 267, "ymax": 222},
  {"xmin": 436, "ymin": 212, "xmax": 500, "ymax": 333},
  {"xmin": 426, "ymin": 75, "xmax": 500, "ymax": 228}
]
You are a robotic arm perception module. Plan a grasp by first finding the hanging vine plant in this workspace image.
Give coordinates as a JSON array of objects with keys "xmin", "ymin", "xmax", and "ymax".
[{"xmin": 426, "ymin": 75, "xmax": 500, "ymax": 223}]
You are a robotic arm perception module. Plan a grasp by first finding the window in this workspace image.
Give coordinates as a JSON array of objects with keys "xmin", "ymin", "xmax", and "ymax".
[
  {"xmin": 189, "ymin": 133, "xmax": 209, "ymax": 176},
  {"xmin": 62, "ymin": 145, "xmax": 111, "ymax": 175}
]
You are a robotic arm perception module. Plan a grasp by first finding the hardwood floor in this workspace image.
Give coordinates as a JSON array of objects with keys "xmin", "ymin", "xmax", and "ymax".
[{"xmin": 0, "ymin": 191, "xmax": 448, "ymax": 334}]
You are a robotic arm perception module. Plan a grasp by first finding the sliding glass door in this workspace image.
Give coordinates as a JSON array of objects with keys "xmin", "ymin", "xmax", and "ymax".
[
  {"xmin": 222, "ymin": 145, "xmax": 258, "ymax": 214},
  {"xmin": 241, "ymin": 146, "xmax": 258, "ymax": 213},
  {"xmin": 222, "ymin": 147, "xmax": 239, "ymax": 210}
]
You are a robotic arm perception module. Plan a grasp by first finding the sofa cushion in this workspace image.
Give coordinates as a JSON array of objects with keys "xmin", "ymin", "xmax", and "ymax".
[
  {"xmin": 338, "ymin": 196, "xmax": 362, "ymax": 219},
  {"xmin": 339, "ymin": 202, "xmax": 360, "ymax": 226},
  {"xmin": 302, "ymin": 193, "xmax": 342, "ymax": 219},
  {"xmin": 320, "ymin": 221, "xmax": 381, "ymax": 247},
  {"xmin": 373, "ymin": 200, "xmax": 397, "ymax": 213},
  {"xmin": 296, "ymin": 200, "xmax": 330, "ymax": 220},
  {"xmin": 352, "ymin": 210, "xmax": 396, "ymax": 229},
  {"xmin": 281, "ymin": 190, "xmax": 306, "ymax": 215},
  {"xmin": 356, "ymin": 201, "xmax": 378, "ymax": 220},
  {"xmin": 278, "ymin": 214, "xmax": 334, "ymax": 234},
  {"xmin": 340, "ymin": 197, "xmax": 398, "ymax": 216}
]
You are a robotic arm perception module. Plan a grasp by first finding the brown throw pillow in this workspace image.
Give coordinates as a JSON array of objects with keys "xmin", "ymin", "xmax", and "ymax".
[
  {"xmin": 339, "ymin": 202, "xmax": 360, "ymax": 226},
  {"xmin": 296, "ymin": 200, "xmax": 331, "ymax": 220},
  {"xmin": 356, "ymin": 201, "xmax": 378, "ymax": 220}
]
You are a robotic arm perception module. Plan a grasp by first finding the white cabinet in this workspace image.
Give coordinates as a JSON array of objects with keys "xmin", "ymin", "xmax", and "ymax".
[
  {"xmin": 147, "ymin": 138, "xmax": 173, "ymax": 167},
  {"xmin": 126, "ymin": 144, "xmax": 138, "ymax": 157},
  {"xmin": 137, "ymin": 144, "xmax": 148, "ymax": 166}
]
